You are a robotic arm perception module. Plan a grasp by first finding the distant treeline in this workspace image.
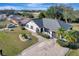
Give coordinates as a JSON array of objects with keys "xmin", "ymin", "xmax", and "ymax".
[{"xmin": 0, "ymin": 10, "xmax": 43, "ymax": 14}]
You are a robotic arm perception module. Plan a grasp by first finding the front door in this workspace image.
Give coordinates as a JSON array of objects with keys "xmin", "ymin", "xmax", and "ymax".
[{"xmin": 40, "ymin": 28, "xmax": 43, "ymax": 32}]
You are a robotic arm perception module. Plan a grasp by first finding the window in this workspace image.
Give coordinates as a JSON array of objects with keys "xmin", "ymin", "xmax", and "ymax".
[
  {"xmin": 26, "ymin": 24, "xmax": 29, "ymax": 28},
  {"xmin": 31, "ymin": 26, "xmax": 33, "ymax": 29},
  {"xmin": 36, "ymin": 28, "xmax": 39, "ymax": 32},
  {"xmin": 44, "ymin": 28, "xmax": 49, "ymax": 32},
  {"xmin": 70, "ymin": 27, "xmax": 72, "ymax": 30}
]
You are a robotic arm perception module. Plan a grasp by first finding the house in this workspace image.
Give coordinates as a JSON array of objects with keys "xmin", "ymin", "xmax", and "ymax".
[
  {"xmin": 7, "ymin": 15, "xmax": 23, "ymax": 26},
  {"xmin": 7, "ymin": 15, "xmax": 31, "ymax": 26},
  {"xmin": 24, "ymin": 18, "xmax": 72, "ymax": 38},
  {"xmin": 6, "ymin": 23, "xmax": 16, "ymax": 31},
  {"xmin": 18, "ymin": 18, "xmax": 31, "ymax": 26},
  {"xmin": 0, "ymin": 14, "xmax": 7, "ymax": 21}
]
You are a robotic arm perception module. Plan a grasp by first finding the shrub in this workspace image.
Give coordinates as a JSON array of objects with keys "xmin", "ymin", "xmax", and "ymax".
[
  {"xmin": 68, "ymin": 43, "xmax": 79, "ymax": 49},
  {"xmin": 57, "ymin": 39, "xmax": 69, "ymax": 47},
  {"xmin": 22, "ymin": 33, "xmax": 28, "ymax": 39},
  {"xmin": 21, "ymin": 27, "xmax": 26, "ymax": 30},
  {"xmin": 10, "ymin": 29, "xmax": 14, "ymax": 31},
  {"xmin": 28, "ymin": 36, "xmax": 32, "ymax": 40},
  {"xmin": 57, "ymin": 39, "xmax": 79, "ymax": 49}
]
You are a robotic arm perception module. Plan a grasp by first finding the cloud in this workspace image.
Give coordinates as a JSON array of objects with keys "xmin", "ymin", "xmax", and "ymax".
[
  {"xmin": 0, "ymin": 6, "xmax": 17, "ymax": 10},
  {"xmin": 25, "ymin": 7, "xmax": 47, "ymax": 10},
  {"xmin": 26, "ymin": 3, "xmax": 44, "ymax": 7},
  {"xmin": 0, "ymin": 3, "xmax": 53, "ymax": 10},
  {"xmin": 24, "ymin": 3, "xmax": 51, "ymax": 10}
]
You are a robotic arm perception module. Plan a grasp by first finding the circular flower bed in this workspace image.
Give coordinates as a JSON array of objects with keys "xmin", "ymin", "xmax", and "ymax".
[{"xmin": 19, "ymin": 34, "xmax": 29, "ymax": 42}]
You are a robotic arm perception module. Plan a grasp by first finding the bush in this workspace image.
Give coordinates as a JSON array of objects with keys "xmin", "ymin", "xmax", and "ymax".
[
  {"xmin": 57, "ymin": 39, "xmax": 69, "ymax": 47},
  {"xmin": 28, "ymin": 36, "xmax": 32, "ymax": 40},
  {"xmin": 22, "ymin": 34, "xmax": 28, "ymax": 39},
  {"xmin": 22, "ymin": 33, "xmax": 32, "ymax": 40},
  {"xmin": 21, "ymin": 27, "xmax": 26, "ymax": 30},
  {"xmin": 10, "ymin": 29, "xmax": 14, "ymax": 31},
  {"xmin": 68, "ymin": 43, "xmax": 79, "ymax": 49},
  {"xmin": 57, "ymin": 39, "xmax": 79, "ymax": 49}
]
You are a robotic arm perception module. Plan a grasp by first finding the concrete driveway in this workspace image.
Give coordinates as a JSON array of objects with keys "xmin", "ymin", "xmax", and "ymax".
[{"xmin": 18, "ymin": 33, "xmax": 69, "ymax": 56}]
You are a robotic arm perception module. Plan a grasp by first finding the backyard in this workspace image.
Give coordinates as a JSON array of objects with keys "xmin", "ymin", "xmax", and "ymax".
[{"xmin": 0, "ymin": 27, "xmax": 38, "ymax": 56}]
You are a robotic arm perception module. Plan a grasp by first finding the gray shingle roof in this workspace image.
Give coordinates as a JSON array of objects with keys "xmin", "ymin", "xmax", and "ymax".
[
  {"xmin": 33, "ymin": 18, "xmax": 72, "ymax": 31},
  {"xmin": 42, "ymin": 18, "xmax": 61, "ymax": 31},
  {"xmin": 33, "ymin": 19, "xmax": 43, "ymax": 27},
  {"xmin": 58, "ymin": 20, "xmax": 72, "ymax": 30},
  {"xmin": 19, "ymin": 18, "xmax": 31, "ymax": 25}
]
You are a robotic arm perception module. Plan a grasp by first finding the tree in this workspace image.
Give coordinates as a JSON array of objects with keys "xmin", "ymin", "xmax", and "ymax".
[
  {"xmin": 38, "ymin": 12, "xmax": 45, "ymax": 19},
  {"xmin": 57, "ymin": 28, "xmax": 78, "ymax": 43},
  {"xmin": 64, "ymin": 31, "xmax": 77, "ymax": 43},
  {"xmin": 56, "ymin": 27, "xmax": 65, "ymax": 39},
  {"xmin": 46, "ymin": 6, "xmax": 58, "ymax": 18},
  {"xmin": 44, "ymin": 4, "xmax": 77, "ymax": 23},
  {"xmin": 62, "ymin": 7, "xmax": 76, "ymax": 23},
  {"xmin": 18, "ymin": 12, "xmax": 34, "ymax": 18}
]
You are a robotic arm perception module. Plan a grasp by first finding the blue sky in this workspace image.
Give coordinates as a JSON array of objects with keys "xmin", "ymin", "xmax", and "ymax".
[{"xmin": 0, "ymin": 3, "xmax": 79, "ymax": 10}]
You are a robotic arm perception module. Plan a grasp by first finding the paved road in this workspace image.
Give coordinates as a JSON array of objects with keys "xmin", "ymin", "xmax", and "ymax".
[{"xmin": 18, "ymin": 33, "xmax": 69, "ymax": 56}]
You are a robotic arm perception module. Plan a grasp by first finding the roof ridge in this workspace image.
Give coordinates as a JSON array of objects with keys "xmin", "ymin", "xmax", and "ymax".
[{"xmin": 57, "ymin": 20, "xmax": 62, "ymax": 27}]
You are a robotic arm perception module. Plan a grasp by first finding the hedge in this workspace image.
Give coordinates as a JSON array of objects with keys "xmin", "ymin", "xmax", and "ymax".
[
  {"xmin": 57, "ymin": 39, "xmax": 79, "ymax": 49},
  {"xmin": 38, "ymin": 32, "xmax": 50, "ymax": 39}
]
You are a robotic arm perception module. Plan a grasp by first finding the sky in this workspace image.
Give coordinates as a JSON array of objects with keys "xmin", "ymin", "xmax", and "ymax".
[{"xmin": 0, "ymin": 3, "xmax": 79, "ymax": 10}]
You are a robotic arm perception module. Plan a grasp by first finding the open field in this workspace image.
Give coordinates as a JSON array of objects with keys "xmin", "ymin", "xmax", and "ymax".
[
  {"xmin": 71, "ymin": 23, "xmax": 79, "ymax": 31},
  {"xmin": 0, "ymin": 27, "xmax": 38, "ymax": 56}
]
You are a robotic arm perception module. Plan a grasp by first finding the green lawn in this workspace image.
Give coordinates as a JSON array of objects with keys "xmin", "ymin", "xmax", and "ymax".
[
  {"xmin": 71, "ymin": 23, "xmax": 79, "ymax": 31},
  {"xmin": 0, "ymin": 27, "xmax": 38, "ymax": 56},
  {"xmin": 66, "ymin": 49, "xmax": 79, "ymax": 56}
]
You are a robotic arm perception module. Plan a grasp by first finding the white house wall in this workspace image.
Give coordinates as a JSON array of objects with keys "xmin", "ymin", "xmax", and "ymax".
[{"xmin": 25, "ymin": 21, "xmax": 40, "ymax": 33}]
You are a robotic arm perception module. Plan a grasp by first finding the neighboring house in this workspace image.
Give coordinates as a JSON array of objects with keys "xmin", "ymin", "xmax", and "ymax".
[
  {"xmin": 25, "ymin": 18, "xmax": 72, "ymax": 38},
  {"xmin": 7, "ymin": 15, "xmax": 31, "ymax": 26},
  {"xmin": 0, "ymin": 14, "xmax": 7, "ymax": 21},
  {"xmin": 7, "ymin": 15, "xmax": 23, "ymax": 26},
  {"xmin": 18, "ymin": 18, "xmax": 31, "ymax": 26},
  {"xmin": 6, "ymin": 23, "xmax": 16, "ymax": 31}
]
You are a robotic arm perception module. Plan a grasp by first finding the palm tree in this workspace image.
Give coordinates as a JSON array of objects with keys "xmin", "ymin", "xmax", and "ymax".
[
  {"xmin": 57, "ymin": 28, "xmax": 77, "ymax": 43},
  {"xmin": 64, "ymin": 30, "xmax": 77, "ymax": 43},
  {"xmin": 56, "ymin": 27, "xmax": 65, "ymax": 39}
]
